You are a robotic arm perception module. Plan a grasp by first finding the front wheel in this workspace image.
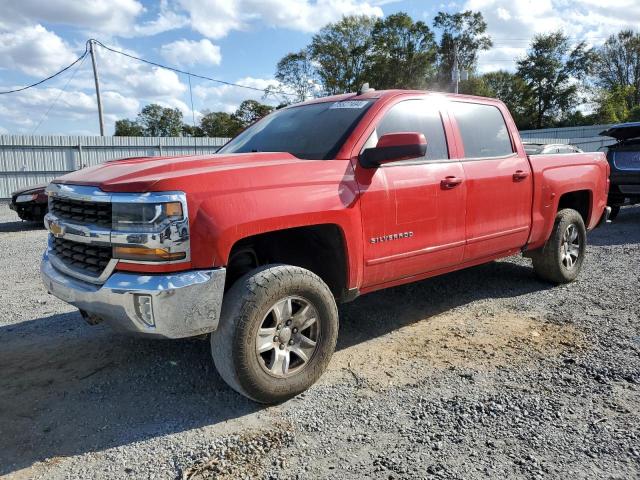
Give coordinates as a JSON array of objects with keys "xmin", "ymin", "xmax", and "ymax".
[
  {"xmin": 211, "ymin": 264, "xmax": 338, "ymax": 404},
  {"xmin": 530, "ymin": 208, "xmax": 587, "ymax": 284}
]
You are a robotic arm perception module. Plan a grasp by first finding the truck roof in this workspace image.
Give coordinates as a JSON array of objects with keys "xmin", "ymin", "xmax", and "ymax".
[{"xmin": 292, "ymin": 89, "xmax": 504, "ymax": 107}]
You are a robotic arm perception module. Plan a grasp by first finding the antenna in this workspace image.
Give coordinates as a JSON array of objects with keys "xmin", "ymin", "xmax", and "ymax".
[{"xmin": 358, "ymin": 83, "xmax": 374, "ymax": 95}]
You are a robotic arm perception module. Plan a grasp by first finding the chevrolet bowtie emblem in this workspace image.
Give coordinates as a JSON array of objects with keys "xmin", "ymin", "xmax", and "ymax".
[{"xmin": 49, "ymin": 221, "xmax": 65, "ymax": 238}]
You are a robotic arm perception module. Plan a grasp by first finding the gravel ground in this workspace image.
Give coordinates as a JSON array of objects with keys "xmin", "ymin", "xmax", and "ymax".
[{"xmin": 1, "ymin": 201, "xmax": 639, "ymax": 479}]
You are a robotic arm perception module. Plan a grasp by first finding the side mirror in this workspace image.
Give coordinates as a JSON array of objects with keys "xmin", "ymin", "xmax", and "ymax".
[{"xmin": 359, "ymin": 132, "xmax": 427, "ymax": 168}]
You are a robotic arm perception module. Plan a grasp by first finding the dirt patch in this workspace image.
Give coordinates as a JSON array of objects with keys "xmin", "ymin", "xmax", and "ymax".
[
  {"xmin": 181, "ymin": 426, "xmax": 294, "ymax": 479},
  {"xmin": 328, "ymin": 303, "xmax": 584, "ymax": 388}
]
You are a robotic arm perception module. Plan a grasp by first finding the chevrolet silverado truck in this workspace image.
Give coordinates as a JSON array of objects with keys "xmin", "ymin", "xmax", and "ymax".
[{"xmin": 41, "ymin": 90, "xmax": 610, "ymax": 403}]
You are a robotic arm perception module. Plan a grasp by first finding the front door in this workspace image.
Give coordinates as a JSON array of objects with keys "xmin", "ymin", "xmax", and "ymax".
[{"xmin": 355, "ymin": 99, "xmax": 467, "ymax": 288}]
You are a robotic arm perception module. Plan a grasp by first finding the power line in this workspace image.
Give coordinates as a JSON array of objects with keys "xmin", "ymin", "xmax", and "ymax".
[
  {"xmin": 0, "ymin": 46, "xmax": 89, "ymax": 95},
  {"xmin": 31, "ymin": 52, "xmax": 88, "ymax": 134},
  {"xmin": 90, "ymin": 39, "xmax": 296, "ymax": 97}
]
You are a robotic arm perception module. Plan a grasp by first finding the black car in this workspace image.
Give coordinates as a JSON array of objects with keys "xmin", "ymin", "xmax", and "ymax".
[
  {"xmin": 600, "ymin": 123, "xmax": 640, "ymax": 220},
  {"xmin": 9, "ymin": 183, "xmax": 48, "ymax": 222}
]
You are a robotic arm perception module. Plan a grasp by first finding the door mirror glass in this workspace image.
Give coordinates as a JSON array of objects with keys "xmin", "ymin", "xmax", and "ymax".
[{"xmin": 359, "ymin": 132, "xmax": 427, "ymax": 168}]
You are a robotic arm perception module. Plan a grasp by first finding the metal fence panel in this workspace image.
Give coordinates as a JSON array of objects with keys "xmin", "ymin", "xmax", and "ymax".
[
  {"xmin": 519, "ymin": 124, "xmax": 617, "ymax": 153},
  {"xmin": 0, "ymin": 135, "xmax": 229, "ymax": 198}
]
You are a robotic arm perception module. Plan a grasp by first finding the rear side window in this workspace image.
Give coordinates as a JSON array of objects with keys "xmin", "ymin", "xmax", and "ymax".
[
  {"xmin": 451, "ymin": 102, "xmax": 513, "ymax": 158},
  {"xmin": 372, "ymin": 100, "xmax": 449, "ymax": 160}
]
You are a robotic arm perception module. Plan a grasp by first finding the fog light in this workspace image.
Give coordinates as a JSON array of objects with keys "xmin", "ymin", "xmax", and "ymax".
[{"xmin": 134, "ymin": 294, "xmax": 155, "ymax": 327}]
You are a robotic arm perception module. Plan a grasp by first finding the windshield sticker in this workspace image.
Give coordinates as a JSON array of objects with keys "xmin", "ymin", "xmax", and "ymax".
[{"xmin": 330, "ymin": 100, "xmax": 369, "ymax": 109}]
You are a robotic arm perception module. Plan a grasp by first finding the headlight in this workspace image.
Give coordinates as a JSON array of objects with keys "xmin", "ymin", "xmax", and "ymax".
[
  {"xmin": 16, "ymin": 193, "xmax": 38, "ymax": 203},
  {"xmin": 111, "ymin": 193, "xmax": 190, "ymax": 263}
]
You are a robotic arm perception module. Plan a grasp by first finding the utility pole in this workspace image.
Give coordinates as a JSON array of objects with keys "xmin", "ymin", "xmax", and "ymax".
[{"xmin": 89, "ymin": 40, "xmax": 105, "ymax": 136}]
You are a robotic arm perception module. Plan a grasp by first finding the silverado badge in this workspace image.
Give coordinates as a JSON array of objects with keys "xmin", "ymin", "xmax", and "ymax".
[
  {"xmin": 370, "ymin": 231, "xmax": 413, "ymax": 244},
  {"xmin": 49, "ymin": 220, "xmax": 65, "ymax": 238}
]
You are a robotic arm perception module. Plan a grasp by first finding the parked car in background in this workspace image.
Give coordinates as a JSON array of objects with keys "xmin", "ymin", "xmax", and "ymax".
[
  {"xmin": 600, "ymin": 122, "xmax": 640, "ymax": 220},
  {"xmin": 40, "ymin": 90, "xmax": 610, "ymax": 403},
  {"xmin": 523, "ymin": 142, "xmax": 583, "ymax": 155},
  {"xmin": 9, "ymin": 184, "xmax": 48, "ymax": 222}
]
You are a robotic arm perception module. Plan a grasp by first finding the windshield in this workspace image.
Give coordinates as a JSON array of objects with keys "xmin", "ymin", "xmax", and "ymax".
[{"xmin": 218, "ymin": 99, "xmax": 374, "ymax": 160}]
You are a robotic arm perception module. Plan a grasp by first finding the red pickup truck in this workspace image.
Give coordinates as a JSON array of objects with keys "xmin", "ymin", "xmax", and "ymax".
[{"xmin": 41, "ymin": 90, "xmax": 610, "ymax": 403}]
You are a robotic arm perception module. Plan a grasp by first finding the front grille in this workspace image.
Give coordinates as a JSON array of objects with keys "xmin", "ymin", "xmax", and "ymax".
[
  {"xmin": 50, "ymin": 196, "xmax": 112, "ymax": 228},
  {"xmin": 52, "ymin": 237, "xmax": 112, "ymax": 275}
]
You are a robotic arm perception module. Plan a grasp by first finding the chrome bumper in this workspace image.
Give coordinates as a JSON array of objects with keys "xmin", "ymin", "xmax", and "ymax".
[{"xmin": 41, "ymin": 252, "xmax": 226, "ymax": 339}]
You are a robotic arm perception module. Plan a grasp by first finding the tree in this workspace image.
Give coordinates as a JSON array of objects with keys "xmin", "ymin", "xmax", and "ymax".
[
  {"xmin": 200, "ymin": 111, "xmax": 242, "ymax": 137},
  {"xmin": 136, "ymin": 104, "xmax": 184, "ymax": 136},
  {"xmin": 595, "ymin": 30, "xmax": 640, "ymax": 110},
  {"xmin": 517, "ymin": 32, "xmax": 596, "ymax": 128},
  {"xmin": 482, "ymin": 71, "xmax": 536, "ymax": 129},
  {"xmin": 233, "ymin": 100, "xmax": 274, "ymax": 128},
  {"xmin": 433, "ymin": 11, "xmax": 492, "ymax": 89},
  {"xmin": 309, "ymin": 15, "xmax": 376, "ymax": 94},
  {"xmin": 273, "ymin": 50, "xmax": 319, "ymax": 102},
  {"xmin": 592, "ymin": 85, "xmax": 635, "ymax": 124},
  {"xmin": 114, "ymin": 119, "xmax": 143, "ymax": 136},
  {"xmin": 367, "ymin": 13, "xmax": 437, "ymax": 89}
]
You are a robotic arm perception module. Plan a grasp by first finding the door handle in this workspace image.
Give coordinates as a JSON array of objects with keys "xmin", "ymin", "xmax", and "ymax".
[
  {"xmin": 513, "ymin": 170, "xmax": 529, "ymax": 181},
  {"xmin": 440, "ymin": 176, "xmax": 463, "ymax": 189}
]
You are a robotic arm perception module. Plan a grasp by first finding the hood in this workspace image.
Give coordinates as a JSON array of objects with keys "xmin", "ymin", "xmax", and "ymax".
[
  {"xmin": 53, "ymin": 152, "xmax": 305, "ymax": 192},
  {"xmin": 11, "ymin": 183, "xmax": 47, "ymax": 197},
  {"xmin": 599, "ymin": 122, "xmax": 640, "ymax": 141}
]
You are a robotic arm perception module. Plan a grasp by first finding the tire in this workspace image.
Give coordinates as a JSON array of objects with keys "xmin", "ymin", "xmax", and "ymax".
[
  {"xmin": 530, "ymin": 208, "xmax": 587, "ymax": 284},
  {"xmin": 608, "ymin": 205, "xmax": 620, "ymax": 221},
  {"xmin": 211, "ymin": 264, "xmax": 339, "ymax": 404}
]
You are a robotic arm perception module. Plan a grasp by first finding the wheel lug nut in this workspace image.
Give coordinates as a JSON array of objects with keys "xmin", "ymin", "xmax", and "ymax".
[
  {"xmin": 279, "ymin": 344, "xmax": 285, "ymax": 350},
  {"xmin": 292, "ymin": 328, "xmax": 298, "ymax": 334},
  {"xmin": 277, "ymin": 324, "xmax": 282, "ymax": 330},
  {"xmin": 286, "ymin": 320, "xmax": 292, "ymax": 326},
  {"xmin": 273, "ymin": 336, "xmax": 279, "ymax": 342},
  {"xmin": 288, "ymin": 339, "xmax": 294, "ymax": 345}
]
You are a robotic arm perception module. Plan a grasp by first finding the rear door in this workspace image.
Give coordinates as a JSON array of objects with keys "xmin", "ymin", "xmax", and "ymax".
[
  {"xmin": 354, "ymin": 98, "xmax": 467, "ymax": 288},
  {"xmin": 448, "ymin": 101, "xmax": 533, "ymax": 260}
]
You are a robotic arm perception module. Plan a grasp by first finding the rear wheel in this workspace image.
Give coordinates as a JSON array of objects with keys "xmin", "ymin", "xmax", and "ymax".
[
  {"xmin": 530, "ymin": 208, "xmax": 587, "ymax": 284},
  {"xmin": 211, "ymin": 264, "xmax": 338, "ymax": 404}
]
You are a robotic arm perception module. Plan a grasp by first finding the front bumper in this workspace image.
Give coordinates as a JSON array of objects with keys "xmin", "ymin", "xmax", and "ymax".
[{"xmin": 41, "ymin": 252, "xmax": 226, "ymax": 338}]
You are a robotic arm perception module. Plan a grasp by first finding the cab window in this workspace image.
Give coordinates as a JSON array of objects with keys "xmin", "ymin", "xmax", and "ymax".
[
  {"xmin": 451, "ymin": 102, "xmax": 514, "ymax": 158},
  {"xmin": 363, "ymin": 100, "xmax": 449, "ymax": 161}
]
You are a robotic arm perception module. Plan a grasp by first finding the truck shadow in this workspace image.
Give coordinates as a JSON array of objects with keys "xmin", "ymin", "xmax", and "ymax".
[{"xmin": 0, "ymin": 260, "xmax": 548, "ymax": 475}]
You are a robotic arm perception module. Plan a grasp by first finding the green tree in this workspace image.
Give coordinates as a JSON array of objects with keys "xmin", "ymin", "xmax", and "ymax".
[
  {"xmin": 137, "ymin": 104, "xmax": 184, "ymax": 136},
  {"xmin": 309, "ymin": 15, "xmax": 376, "ymax": 94},
  {"xmin": 517, "ymin": 32, "xmax": 596, "ymax": 128},
  {"xmin": 114, "ymin": 119, "xmax": 143, "ymax": 136},
  {"xmin": 367, "ymin": 12, "xmax": 437, "ymax": 89},
  {"xmin": 433, "ymin": 10, "xmax": 492, "ymax": 90},
  {"xmin": 483, "ymin": 71, "xmax": 536, "ymax": 129},
  {"xmin": 273, "ymin": 50, "xmax": 319, "ymax": 102},
  {"xmin": 233, "ymin": 100, "xmax": 274, "ymax": 128},
  {"xmin": 595, "ymin": 30, "xmax": 640, "ymax": 110},
  {"xmin": 592, "ymin": 85, "xmax": 635, "ymax": 124},
  {"xmin": 200, "ymin": 111, "xmax": 242, "ymax": 137}
]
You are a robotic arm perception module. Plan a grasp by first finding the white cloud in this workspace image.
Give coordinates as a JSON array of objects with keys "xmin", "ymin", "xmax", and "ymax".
[
  {"xmin": 1, "ymin": 0, "xmax": 144, "ymax": 35},
  {"xmin": 178, "ymin": 0, "xmax": 384, "ymax": 39},
  {"xmin": 194, "ymin": 76, "xmax": 283, "ymax": 113},
  {"xmin": 130, "ymin": 0, "xmax": 189, "ymax": 36},
  {"xmin": 160, "ymin": 39, "xmax": 222, "ymax": 67},
  {"xmin": 0, "ymin": 25, "xmax": 77, "ymax": 77},
  {"xmin": 463, "ymin": 0, "xmax": 639, "ymax": 73}
]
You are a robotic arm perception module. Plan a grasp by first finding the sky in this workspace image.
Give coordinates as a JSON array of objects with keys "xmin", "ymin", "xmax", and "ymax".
[{"xmin": 0, "ymin": 0, "xmax": 639, "ymax": 136}]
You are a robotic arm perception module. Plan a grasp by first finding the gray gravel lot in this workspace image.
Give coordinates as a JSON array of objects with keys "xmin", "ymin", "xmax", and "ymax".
[{"xmin": 0, "ymin": 202, "xmax": 639, "ymax": 479}]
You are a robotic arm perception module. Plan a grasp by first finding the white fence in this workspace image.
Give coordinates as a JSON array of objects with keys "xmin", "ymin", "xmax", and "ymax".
[
  {"xmin": 0, "ymin": 135, "xmax": 229, "ymax": 198},
  {"xmin": 0, "ymin": 125, "xmax": 621, "ymax": 198}
]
